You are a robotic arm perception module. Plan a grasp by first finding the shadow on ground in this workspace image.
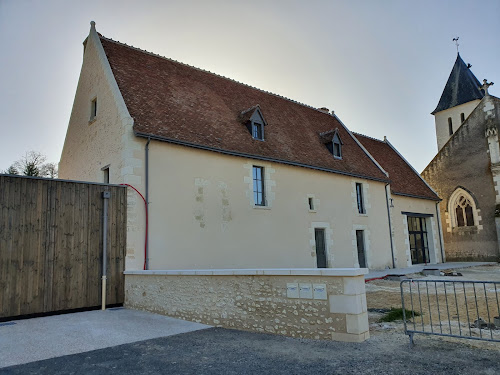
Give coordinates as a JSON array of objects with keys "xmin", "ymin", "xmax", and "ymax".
[{"xmin": 1, "ymin": 327, "xmax": 499, "ymax": 375}]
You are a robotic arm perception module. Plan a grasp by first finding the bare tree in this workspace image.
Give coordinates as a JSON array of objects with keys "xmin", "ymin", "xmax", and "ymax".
[
  {"xmin": 3, "ymin": 151, "xmax": 58, "ymax": 178},
  {"xmin": 1, "ymin": 165, "xmax": 19, "ymax": 175},
  {"xmin": 13, "ymin": 151, "xmax": 47, "ymax": 177},
  {"xmin": 40, "ymin": 162, "xmax": 58, "ymax": 178}
]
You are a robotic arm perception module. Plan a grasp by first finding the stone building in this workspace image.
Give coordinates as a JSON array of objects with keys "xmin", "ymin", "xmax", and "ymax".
[
  {"xmin": 422, "ymin": 53, "xmax": 500, "ymax": 261},
  {"xmin": 59, "ymin": 23, "xmax": 443, "ymax": 271}
]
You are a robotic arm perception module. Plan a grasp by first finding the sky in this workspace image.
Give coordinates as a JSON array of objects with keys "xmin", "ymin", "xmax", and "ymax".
[{"xmin": 0, "ymin": 0, "xmax": 499, "ymax": 173}]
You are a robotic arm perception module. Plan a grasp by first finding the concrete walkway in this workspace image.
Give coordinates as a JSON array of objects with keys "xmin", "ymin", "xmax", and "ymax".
[
  {"xmin": 0, "ymin": 308, "xmax": 209, "ymax": 368},
  {"xmin": 365, "ymin": 261, "xmax": 497, "ymax": 280}
]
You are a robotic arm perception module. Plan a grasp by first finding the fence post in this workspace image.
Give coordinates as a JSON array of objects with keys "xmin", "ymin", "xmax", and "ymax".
[{"xmin": 102, "ymin": 190, "xmax": 111, "ymax": 310}]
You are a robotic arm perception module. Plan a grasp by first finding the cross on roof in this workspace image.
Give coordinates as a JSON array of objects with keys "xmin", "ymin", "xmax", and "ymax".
[
  {"xmin": 453, "ymin": 37, "xmax": 459, "ymax": 53},
  {"xmin": 479, "ymin": 79, "xmax": 494, "ymax": 96}
]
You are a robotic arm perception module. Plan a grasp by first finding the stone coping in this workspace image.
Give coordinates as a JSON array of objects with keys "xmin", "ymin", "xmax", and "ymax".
[{"xmin": 124, "ymin": 268, "xmax": 368, "ymax": 277}]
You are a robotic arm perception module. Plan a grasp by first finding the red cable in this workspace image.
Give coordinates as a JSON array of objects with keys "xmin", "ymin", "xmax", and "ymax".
[{"xmin": 120, "ymin": 184, "xmax": 148, "ymax": 270}]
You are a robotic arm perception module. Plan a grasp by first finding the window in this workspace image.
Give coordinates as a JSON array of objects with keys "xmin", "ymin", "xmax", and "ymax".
[
  {"xmin": 455, "ymin": 195, "xmax": 474, "ymax": 227},
  {"xmin": 90, "ymin": 98, "xmax": 97, "ymax": 121},
  {"xmin": 460, "ymin": 113, "xmax": 465, "ymax": 123},
  {"xmin": 356, "ymin": 183, "xmax": 365, "ymax": 214},
  {"xmin": 448, "ymin": 117, "xmax": 453, "ymax": 135},
  {"xmin": 449, "ymin": 188, "xmax": 478, "ymax": 229},
  {"xmin": 333, "ymin": 142, "xmax": 341, "ymax": 158},
  {"xmin": 103, "ymin": 167, "xmax": 109, "ymax": 184},
  {"xmin": 252, "ymin": 166, "xmax": 265, "ymax": 206},
  {"xmin": 252, "ymin": 122, "xmax": 264, "ymax": 140},
  {"xmin": 308, "ymin": 197, "xmax": 314, "ymax": 210},
  {"xmin": 324, "ymin": 131, "xmax": 342, "ymax": 159}
]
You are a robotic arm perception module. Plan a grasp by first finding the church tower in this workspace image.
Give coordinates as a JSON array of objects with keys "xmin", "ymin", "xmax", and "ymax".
[{"xmin": 432, "ymin": 54, "xmax": 484, "ymax": 151}]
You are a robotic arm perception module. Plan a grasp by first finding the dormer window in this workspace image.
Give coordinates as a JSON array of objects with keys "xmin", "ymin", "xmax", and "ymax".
[
  {"xmin": 320, "ymin": 129, "xmax": 343, "ymax": 159},
  {"xmin": 252, "ymin": 122, "xmax": 264, "ymax": 140},
  {"xmin": 240, "ymin": 105, "xmax": 267, "ymax": 142}
]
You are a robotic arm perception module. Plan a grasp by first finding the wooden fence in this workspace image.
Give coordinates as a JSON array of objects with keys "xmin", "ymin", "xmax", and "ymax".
[{"xmin": 0, "ymin": 175, "xmax": 127, "ymax": 319}]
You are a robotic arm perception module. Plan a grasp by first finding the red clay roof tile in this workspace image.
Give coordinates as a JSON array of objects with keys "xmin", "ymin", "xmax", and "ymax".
[
  {"xmin": 354, "ymin": 133, "xmax": 440, "ymax": 201},
  {"xmin": 100, "ymin": 36, "xmax": 389, "ymax": 182}
]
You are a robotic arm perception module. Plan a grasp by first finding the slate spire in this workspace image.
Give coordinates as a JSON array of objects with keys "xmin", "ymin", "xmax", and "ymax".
[{"xmin": 432, "ymin": 53, "xmax": 484, "ymax": 114}]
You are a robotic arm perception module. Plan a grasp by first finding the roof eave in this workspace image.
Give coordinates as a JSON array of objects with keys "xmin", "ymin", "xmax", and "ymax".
[
  {"xmin": 134, "ymin": 131, "xmax": 390, "ymax": 183},
  {"xmin": 392, "ymin": 191, "xmax": 441, "ymax": 202}
]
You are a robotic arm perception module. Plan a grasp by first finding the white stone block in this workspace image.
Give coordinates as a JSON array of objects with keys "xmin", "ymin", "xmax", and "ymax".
[
  {"xmin": 343, "ymin": 277, "xmax": 365, "ymax": 295},
  {"xmin": 329, "ymin": 294, "xmax": 364, "ymax": 314},
  {"xmin": 346, "ymin": 312, "xmax": 369, "ymax": 334}
]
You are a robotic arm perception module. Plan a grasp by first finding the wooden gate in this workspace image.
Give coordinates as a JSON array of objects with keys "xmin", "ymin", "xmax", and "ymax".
[{"xmin": 0, "ymin": 175, "xmax": 127, "ymax": 319}]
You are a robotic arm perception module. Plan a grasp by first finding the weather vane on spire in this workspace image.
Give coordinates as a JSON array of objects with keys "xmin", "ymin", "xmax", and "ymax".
[{"xmin": 452, "ymin": 37, "xmax": 460, "ymax": 53}]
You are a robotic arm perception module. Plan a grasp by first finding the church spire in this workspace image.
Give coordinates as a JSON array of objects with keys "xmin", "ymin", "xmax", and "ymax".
[{"xmin": 431, "ymin": 54, "xmax": 484, "ymax": 114}]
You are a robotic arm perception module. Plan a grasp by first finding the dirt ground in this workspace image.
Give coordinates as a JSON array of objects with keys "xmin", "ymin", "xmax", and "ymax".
[{"xmin": 366, "ymin": 264, "xmax": 500, "ymax": 349}]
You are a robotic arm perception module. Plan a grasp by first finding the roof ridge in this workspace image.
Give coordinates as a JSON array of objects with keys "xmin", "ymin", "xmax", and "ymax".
[
  {"xmin": 352, "ymin": 132, "xmax": 385, "ymax": 143},
  {"xmin": 99, "ymin": 34, "xmax": 336, "ymax": 117}
]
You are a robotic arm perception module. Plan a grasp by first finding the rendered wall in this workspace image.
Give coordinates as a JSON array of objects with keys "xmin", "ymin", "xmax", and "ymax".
[
  {"xmin": 435, "ymin": 100, "xmax": 480, "ymax": 151},
  {"xmin": 390, "ymin": 195, "xmax": 444, "ymax": 267},
  {"xmin": 125, "ymin": 269, "xmax": 369, "ymax": 342},
  {"xmin": 58, "ymin": 26, "xmax": 146, "ymax": 270},
  {"xmin": 146, "ymin": 141, "xmax": 393, "ymax": 270}
]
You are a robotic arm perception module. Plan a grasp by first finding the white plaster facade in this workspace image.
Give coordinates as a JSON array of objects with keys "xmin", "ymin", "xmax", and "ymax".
[
  {"xmin": 435, "ymin": 100, "xmax": 480, "ymax": 151},
  {"xmin": 59, "ymin": 24, "xmax": 444, "ymax": 272}
]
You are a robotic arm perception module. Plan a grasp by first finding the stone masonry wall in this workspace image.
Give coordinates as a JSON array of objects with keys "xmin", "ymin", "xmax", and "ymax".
[
  {"xmin": 422, "ymin": 97, "xmax": 500, "ymax": 262},
  {"xmin": 124, "ymin": 269, "xmax": 369, "ymax": 342}
]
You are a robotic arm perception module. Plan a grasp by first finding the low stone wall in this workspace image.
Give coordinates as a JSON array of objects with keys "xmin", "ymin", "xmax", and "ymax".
[{"xmin": 124, "ymin": 268, "xmax": 369, "ymax": 342}]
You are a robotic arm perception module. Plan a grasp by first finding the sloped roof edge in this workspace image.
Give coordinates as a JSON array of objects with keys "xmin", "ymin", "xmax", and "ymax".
[
  {"xmin": 432, "ymin": 53, "xmax": 484, "ymax": 114},
  {"xmin": 135, "ymin": 131, "xmax": 390, "ymax": 183}
]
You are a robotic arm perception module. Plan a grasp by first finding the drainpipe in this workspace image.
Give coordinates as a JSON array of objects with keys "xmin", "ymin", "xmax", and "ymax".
[
  {"xmin": 435, "ymin": 201, "xmax": 445, "ymax": 263},
  {"xmin": 102, "ymin": 190, "xmax": 111, "ymax": 310},
  {"xmin": 385, "ymin": 183, "xmax": 396, "ymax": 268},
  {"xmin": 145, "ymin": 137, "xmax": 151, "ymax": 270}
]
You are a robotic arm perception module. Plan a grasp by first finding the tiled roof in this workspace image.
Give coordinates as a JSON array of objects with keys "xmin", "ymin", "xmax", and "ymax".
[
  {"xmin": 354, "ymin": 133, "xmax": 440, "ymax": 201},
  {"xmin": 99, "ymin": 36, "xmax": 388, "ymax": 182},
  {"xmin": 432, "ymin": 54, "xmax": 484, "ymax": 114}
]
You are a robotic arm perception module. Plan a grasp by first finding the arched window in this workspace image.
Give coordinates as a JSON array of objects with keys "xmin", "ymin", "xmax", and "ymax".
[{"xmin": 449, "ymin": 188, "xmax": 477, "ymax": 228}]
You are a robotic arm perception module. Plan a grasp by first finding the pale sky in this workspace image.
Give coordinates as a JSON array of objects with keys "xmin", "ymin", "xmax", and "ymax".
[{"xmin": 1, "ymin": 0, "xmax": 499, "ymax": 173}]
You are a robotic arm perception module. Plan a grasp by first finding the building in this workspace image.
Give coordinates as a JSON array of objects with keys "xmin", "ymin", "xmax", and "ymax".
[
  {"xmin": 59, "ymin": 22, "xmax": 443, "ymax": 271},
  {"xmin": 422, "ymin": 53, "xmax": 500, "ymax": 261}
]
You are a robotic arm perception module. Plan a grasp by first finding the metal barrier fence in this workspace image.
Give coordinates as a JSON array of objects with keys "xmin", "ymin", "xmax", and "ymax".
[{"xmin": 400, "ymin": 279, "xmax": 500, "ymax": 345}]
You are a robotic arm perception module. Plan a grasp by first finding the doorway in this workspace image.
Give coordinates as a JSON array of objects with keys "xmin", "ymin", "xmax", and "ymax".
[
  {"xmin": 407, "ymin": 216, "xmax": 430, "ymax": 264},
  {"xmin": 315, "ymin": 228, "xmax": 327, "ymax": 268},
  {"xmin": 356, "ymin": 230, "xmax": 366, "ymax": 268}
]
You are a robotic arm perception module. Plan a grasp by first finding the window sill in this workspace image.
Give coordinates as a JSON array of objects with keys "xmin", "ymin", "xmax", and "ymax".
[
  {"xmin": 452, "ymin": 226, "xmax": 478, "ymax": 233},
  {"xmin": 308, "ymin": 209, "xmax": 317, "ymax": 213},
  {"xmin": 253, "ymin": 205, "xmax": 271, "ymax": 210},
  {"xmin": 88, "ymin": 117, "xmax": 97, "ymax": 125},
  {"xmin": 358, "ymin": 213, "xmax": 368, "ymax": 217}
]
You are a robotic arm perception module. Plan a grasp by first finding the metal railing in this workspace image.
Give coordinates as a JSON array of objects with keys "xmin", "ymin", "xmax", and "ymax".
[{"xmin": 400, "ymin": 279, "xmax": 500, "ymax": 345}]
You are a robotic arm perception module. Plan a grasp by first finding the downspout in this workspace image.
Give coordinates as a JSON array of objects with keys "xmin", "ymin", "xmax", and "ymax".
[
  {"xmin": 435, "ymin": 201, "xmax": 445, "ymax": 263},
  {"xmin": 145, "ymin": 137, "xmax": 151, "ymax": 270},
  {"xmin": 385, "ymin": 183, "xmax": 396, "ymax": 268}
]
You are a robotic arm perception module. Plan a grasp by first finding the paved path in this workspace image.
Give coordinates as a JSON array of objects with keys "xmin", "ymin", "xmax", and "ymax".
[
  {"xmin": 366, "ymin": 261, "xmax": 496, "ymax": 280},
  {"xmin": 0, "ymin": 308, "xmax": 209, "ymax": 368},
  {"xmin": 1, "ymin": 327, "xmax": 499, "ymax": 375}
]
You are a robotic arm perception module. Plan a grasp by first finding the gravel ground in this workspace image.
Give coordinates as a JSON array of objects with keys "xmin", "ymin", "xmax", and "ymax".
[{"xmin": 1, "ymin": 327, "xmax": 499, "ymax": 375}]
